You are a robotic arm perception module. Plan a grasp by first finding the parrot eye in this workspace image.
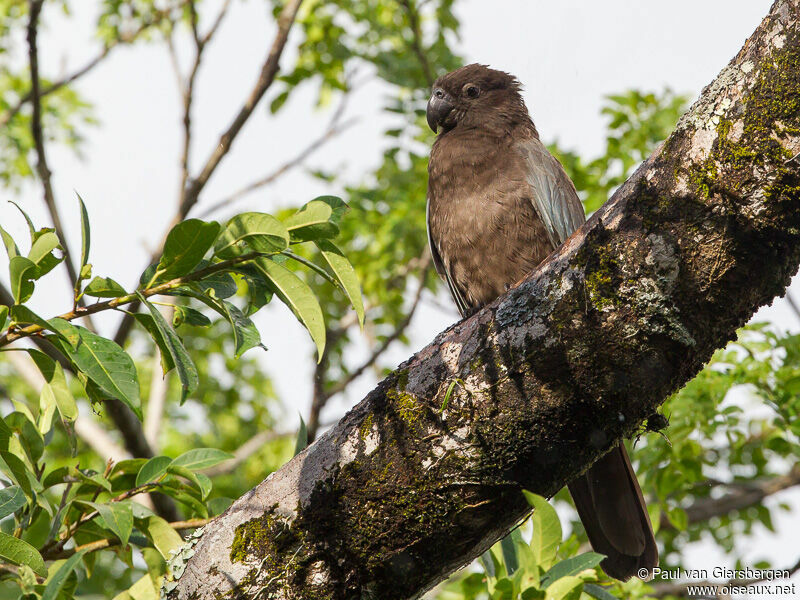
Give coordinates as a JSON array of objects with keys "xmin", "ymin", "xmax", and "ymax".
[{"xmin": 463, "ymin": 84, "xmax": 480, "ymax": 99}]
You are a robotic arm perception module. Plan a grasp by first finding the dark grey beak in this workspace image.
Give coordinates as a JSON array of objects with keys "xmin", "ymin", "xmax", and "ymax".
[{"xmin": 427, "ymin": 89, "xmax": 454, "ymax": 133}]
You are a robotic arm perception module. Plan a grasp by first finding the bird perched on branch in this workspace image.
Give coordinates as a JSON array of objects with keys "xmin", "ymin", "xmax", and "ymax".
[{"xmin": 425, "ymin": 63, "xmax": 657, "ymax": 581}]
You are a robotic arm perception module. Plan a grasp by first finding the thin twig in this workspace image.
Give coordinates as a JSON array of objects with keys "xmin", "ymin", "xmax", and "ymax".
[
  {"xmin": 659, "ymin": 464, "xmax": 800, "ymax": 531},
  {"xmin": 0, "ymin": 1, "xmax": 185, "ymax": 129},
  {"xmin": 398, "ymin": 0, "xmax": 435, "ymax": 87},
  {"xmin": 199, "ymin": 76, "xmax": 358, "ymax": 217},
  {"xmin": 111, "ymin": 0, "xmax": 305, "ymax": 349},
  {"xmin": 0, "ymin": 251, "xmax": 263, "ymax": 346},
  {"xmin": 201, "ymin": 420, "xmax": 336, "ymax": 477},
  {"xmin": 178, "ymin": 0, "xmax": 304, "ymax": 218},
  {"xmin": 27, "ymin": 0, "xmax": 83, "ymax": 307},
  {"xmin": 198, "ymin": 115, "xmax": 358, "ymax": 218}
]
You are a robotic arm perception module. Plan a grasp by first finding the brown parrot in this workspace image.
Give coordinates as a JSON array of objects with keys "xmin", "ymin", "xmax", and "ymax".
[{"xmin": 425, "ymin": 63, "xmax": 657, "ymax": 581}]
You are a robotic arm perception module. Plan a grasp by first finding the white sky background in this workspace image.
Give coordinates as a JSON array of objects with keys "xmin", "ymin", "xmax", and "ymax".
[{"xmin": 2, "ymin": 0, "xmax": 799, "ymax": 590}]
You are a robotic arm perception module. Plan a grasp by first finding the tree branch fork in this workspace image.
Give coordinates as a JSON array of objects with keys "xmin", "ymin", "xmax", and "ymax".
[{"xmin": 170, "ymin": 1, "xmax": 800, "ymax": 598}]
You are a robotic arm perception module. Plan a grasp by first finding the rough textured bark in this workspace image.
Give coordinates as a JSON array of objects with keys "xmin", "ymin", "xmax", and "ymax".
[{"xmin": 167, "ymin": 2, "xmax": 800, "ymax": 598}]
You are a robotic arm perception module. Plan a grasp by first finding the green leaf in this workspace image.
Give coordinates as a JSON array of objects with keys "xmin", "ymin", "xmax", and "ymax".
[
  {"xmin": 583, "ymin": 583, "xmax": 619, "ymax": 600},
  {"xmin": 76, "ymin": 193, "xmax": 91, "ymax": 280},
  {"xmin": 152, "ymin": 219, "xmax": 220, "ymax": 284},
  {"xmin": 173, "ymin": 305, "xmax": 211, "ymax": 327},
  {"xmin": 87, "ymin": 501, "xmax": 133, "ymax": 546},
  {"xmin": 524, "ymin": 492, "xmax": 562, "ymax": 571},
  {"xmin": 480, "ymin": 549, "xmax": 498, "ymax": 579},
  {"xmin": 541, "ymin": 553, "xmax": 605, "ymax": 588},
  {"xmin": 166, "ymin": 464, "xmax": 211, "ymax": 500},
  {"xmin": 222, "ymin": 300, "xmax": 262, "ymax": 358},
  {"xmin": 543, "ymin": 576, "xmax": 583, "ymax": 600},
  {"xmin": 168, "ymin": 288, "xmax": 262, "ymax": 357},
  {"xmin": 500, "ymin": 530, "xmax": 520, "ymax": 576},
  {"xmin": 294, "ymin": 415, "xmax": 308, "ymax": 456},
  {"xmin": 283, "ymin": 199, "xmax": 336, "ymax": 241},
  {"xmin": 49, "ymin": 319, "xmax": 141, "ymax": 419},
  {"xmin": 0, "ymin": 531, "xmax": 46, "ymax": 576},
  {"xmin": 131, "ymin": 313, "xmax": 176, "ymax": 374},
  {"xmin": 0, "ymin": 224, "xmax": 20, "ymax": 260},
  {"xmin": 137, "ymin": 293, "xmax": 199, "ymax": 403},
  {"xmin": 84, "ymin": 276, "xmax": 127, "ymax": 298},
  {"xmin": 0, "ymin": 305, "xmax": 8, "ymax": 330},
  {"xmin": 9, "ymin": 256, "xmax": 37, "ymax": 303},
  {"xmin": 41, "ymin": 550, "xmax": 86, "ymax": 600},
  {"xmin": 0, "ymin": 486, "xmax": 26, "ymax": 519},
  {"xmin": 170, "ymin": 448, "xmax": 233, "ymax": 471},
  {"xmin": 214, "ymin": 212, "xmax": 289, "ymax": 259},
  {"xmin": 666, "ymin": 505, "xmax": 688, "ymax": 530},
  {"xmin": 27, "ymin": 231, "xmax": 62, "ymax": 276},
  {"xmin": 254, "ymin": 257, "xmax": 325, "ymax": 360},
  {"xmin": 9, "ymin": 305, "xmax": 51, "ymax": 330},
  {"xmin": 141, "ymin": 515, "xmax": 183, "ymax": 560},
  {"xmin": 316, "ymin": 240, "xmax": 364, "ymax": 326},
  {"xmin": 136, "ymin": 456, "xmax": 172, "ymax": 487}
]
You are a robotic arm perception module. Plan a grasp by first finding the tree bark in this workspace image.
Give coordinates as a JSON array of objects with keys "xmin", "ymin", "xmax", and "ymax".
[{"xmin": 167, "ymin": 1, "xmax": 800, "ymax": 598}]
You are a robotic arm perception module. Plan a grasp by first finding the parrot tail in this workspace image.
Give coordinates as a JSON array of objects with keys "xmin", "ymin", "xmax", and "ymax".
[{"xmin": 567, "ymin": 442, "xmax": 658, "ymax": 581}]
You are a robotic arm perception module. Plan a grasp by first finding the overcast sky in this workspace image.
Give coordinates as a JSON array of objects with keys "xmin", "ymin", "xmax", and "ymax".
[{"xmin": 2, "ymin": 0, "xmax": 798, "ymax": 586}]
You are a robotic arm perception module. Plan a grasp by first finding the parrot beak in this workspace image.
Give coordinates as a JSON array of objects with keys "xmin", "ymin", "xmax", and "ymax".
[{"xmin": 427, "ymin": 89, "xmax": 454, "ymax": 133}]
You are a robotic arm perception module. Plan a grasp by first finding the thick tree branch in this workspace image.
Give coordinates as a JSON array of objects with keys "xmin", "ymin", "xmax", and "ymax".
[
  {"xmin": 169, "ymin": 2, "xmax": 800, "ymax": 598},
  {"xmin": 660, "ymin": 465, "xmax": 800, "ymax": 531}
]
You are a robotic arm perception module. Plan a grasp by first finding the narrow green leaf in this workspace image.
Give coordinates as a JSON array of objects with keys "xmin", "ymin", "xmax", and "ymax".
[
  {"xmin": 0, "ymin": 305, "xmax": 8, "ymax": 330},
  {"xmin": 77, "ymin": 194, "xmax": 91, "ymax": 278},
  {"xmin": 8, "ymin": 201, "xmax": 36, "ymax": 242},
  {"xmin": 142, "ymin": 516, "xmax": 183, "ymax": 560},
  {"xmin": 9, "ymin": 256, "xmax": 37, "ymax": 303},
  {"xmin": 48, "ymin": 319, "xmax": 141, "ymax": 419},
  {"xmin": 87, "ymin": 501, "xmax": 133, "ymax": 546},
  {"xmin": 583, "ymin": 583, "xmax": 619, "ymax": 600},
  {"xmin": 316, "ymin": 240, "xmax": 364, "ymax": 326},
  {"xmin": 480, "ymin": 549, "xmax": 497, "ymax": 578},
  {"xmin": 0, "ymin": 531, "xmax": 46, "ymax": 576},
  {"xmin": 524, "ymin": 491, "xmax": 562, "ymax": 571},
  {"xmin": 137, "ymin": 293, "xmax": 199, "ymax": 403},
  {"xmin": 0, "ymin": 448, "xmax": 36, "ymax": 496},
  {"xmin": 214, "ymin": 212, "xmax": 289, "ymax": 259},
  {"xmin": 255, "ymin": 257, "xmax": 325, "ymax": 360},
  {"xmin": 41, "ymin": 550, "xmax": 86, "ymax": 600},
  {"xmin": 541, "ymin": 553, "xmax": 605, "ymax": 588},
  {"xmin": 0, "ymin": 224, "xmax": 20, "ymax": 260},
  {"xmin": 136, "ymin": 456, "xmax": 172, "ymax": 487},
  {"xmin": 0, "ymin": 486, "xmax": 26, "ymax": 519},
  {"xmin": 500, "ymin": 530, "xmax": 520, "ymax": 575},
  {"xmin": 170, "ymin": 448, "xmax": 233, "ymax": 471},
  {"xmin": 294, "ymin": 415, "xmax": 308, "ymax": 456},
  {"xmin": 84, "ymin": 276, "xmax": 127, "ymax": 298},
  {"xmin": 543, "ymin": 575, "xmax": 583, "ymax": 600},
  {"xmin": 152, "ymin": 219, "xmax": 220, "ymax": 284}
]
